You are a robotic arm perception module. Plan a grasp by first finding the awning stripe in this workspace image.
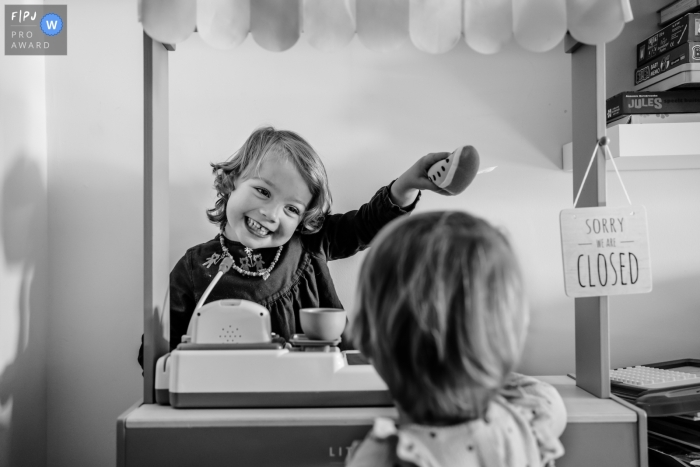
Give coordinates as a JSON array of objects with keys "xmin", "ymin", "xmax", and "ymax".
[
  {"xmin": 567, "ymin": 0, "xmax": 629, "ymax": 46},
  {"xmin": 303, "ymin": 0, "xmax": 356, "ymax": 53},
  {"xmin": 409, "ymin": 0, "xmax": 462, "ymax": 55},
  {"xmin": 139, "ymin": 0, "xmax": 633, "ymax": 54},
  {"xmin": 251, "ymin": 0, "xmax": 300, "ymax": 52},
  {"xmin": 197, "ymin": 0, "xmax": 250, "ymax": 50},
  {"xmin": 142, "ymin": 0, "xmax": 196, "ymax": 45},
  {"xmin": 357, "ymin": 0, "xmax": 409, "ymax": 53},
  {"xmin": 463, "ymin": 0, "xmax": 513, "ymax": 55},
  {"xmin": 513, "ymin": 0, "xmax": 567, "ymax": 53}
]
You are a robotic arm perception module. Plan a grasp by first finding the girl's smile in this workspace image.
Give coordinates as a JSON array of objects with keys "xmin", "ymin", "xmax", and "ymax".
[
  {"xmin": 223, "ymin": 153, "xmax": 312, "ymax": 249},
  {"xmin": 246, "ymin": 216, "xmax": 273, "ymax": 237}
]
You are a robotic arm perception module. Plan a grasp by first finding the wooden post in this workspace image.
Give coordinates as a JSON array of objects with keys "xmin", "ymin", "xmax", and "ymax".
[
  {"xmin": 570, "ymin": 43, "xmax": 610, "ymax": 399},
  {"xmin": 143, "ymin": 33, "xmax": 170, "ymax": 404}
]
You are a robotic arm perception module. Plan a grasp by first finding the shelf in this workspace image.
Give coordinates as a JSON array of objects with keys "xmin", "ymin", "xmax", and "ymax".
[{"xmin": 562, "ymin": 122, "xmax": 700, "ymax": 171}]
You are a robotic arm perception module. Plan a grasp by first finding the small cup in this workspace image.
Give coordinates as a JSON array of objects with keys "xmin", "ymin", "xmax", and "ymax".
[{"xmin": 299, "ymin": 308, "xmax": 346, "ymax": 341}]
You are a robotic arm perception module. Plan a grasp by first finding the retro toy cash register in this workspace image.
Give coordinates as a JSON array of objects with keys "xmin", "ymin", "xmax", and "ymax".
[{"xmin": 154, "ymin": 297, "xmax": 392, "ymax": 408}]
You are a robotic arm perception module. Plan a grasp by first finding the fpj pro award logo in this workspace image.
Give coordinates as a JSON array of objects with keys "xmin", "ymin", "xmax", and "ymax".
[{"xmin": 5, "ymin": 5, "xmax": 66, "ymax": 55}]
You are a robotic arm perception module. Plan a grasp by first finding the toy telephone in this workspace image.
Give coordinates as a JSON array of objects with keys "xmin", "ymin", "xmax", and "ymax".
[{"xmin": 427, "ymin": 145, "xmax": 495, "ymax": 195}]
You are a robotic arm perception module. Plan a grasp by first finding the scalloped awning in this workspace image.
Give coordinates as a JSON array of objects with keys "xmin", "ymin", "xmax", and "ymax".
[{"xmin": 139, "ymin": 0, "xmax": 633, "ymax": 54}]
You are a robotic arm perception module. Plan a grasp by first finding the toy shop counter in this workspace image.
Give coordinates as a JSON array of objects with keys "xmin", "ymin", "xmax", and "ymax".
[{"xmin": 117, "ymin": 376, "xmax": 644, "ymax": 467}]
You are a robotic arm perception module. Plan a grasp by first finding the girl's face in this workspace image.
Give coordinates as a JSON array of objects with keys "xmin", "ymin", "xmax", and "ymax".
[{"xmin": 224, "ymin": 154, "xmax": 312, "ymax": 249}]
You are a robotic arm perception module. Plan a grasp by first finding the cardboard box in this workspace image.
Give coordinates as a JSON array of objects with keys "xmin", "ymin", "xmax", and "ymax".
[
  {"xmin": 637, "ymin": 68, "xmax": 700, "ymax": 91},
  {"xmin": 606, "ymin": 90, "xmax": 700, "ymax": 121},
  {"xmin": 634, "ymin": 42, "xmax": 700, "ymax": 87},
  {"xmin": 659, "ymin": 0, "xmax": 700, "ymax": 26},
  {"xmin": 637, "ymin": 13, "xmax": 700, "ymax": 67}
]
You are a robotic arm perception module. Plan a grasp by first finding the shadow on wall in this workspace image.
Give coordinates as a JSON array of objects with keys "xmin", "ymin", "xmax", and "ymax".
[
  {"xmin": 0, "ymin": 156, "xmax": 47, "ymax": 467},
  {"xmin": 139, "ymin": 287, "xmax": 169, "ymax": 379}
]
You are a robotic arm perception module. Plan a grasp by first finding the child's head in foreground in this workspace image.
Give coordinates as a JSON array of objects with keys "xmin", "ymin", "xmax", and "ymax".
[
  {"xmin": 207, "ymin": 126, "xmax": 332, "ymax": 249},
  {"xmin": 351, "ymin": 211, "xmax": 528, "ymax": 425}
]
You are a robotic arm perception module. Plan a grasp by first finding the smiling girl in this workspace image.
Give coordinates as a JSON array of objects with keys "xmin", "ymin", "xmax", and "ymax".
[{"xmin": 156, "ymin": 126, "xmax": 453, "ymax": 355}]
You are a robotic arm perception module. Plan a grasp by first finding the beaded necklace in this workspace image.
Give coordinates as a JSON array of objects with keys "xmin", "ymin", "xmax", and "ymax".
[{"xmin": 219, "ymin": 230, "xmax": 283, "ymax": 281}]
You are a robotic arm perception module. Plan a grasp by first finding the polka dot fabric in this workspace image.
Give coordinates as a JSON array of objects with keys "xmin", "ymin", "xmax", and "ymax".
[{"xmin": 345, "ymin": 374, "xmax": 566, "ymax": 467}]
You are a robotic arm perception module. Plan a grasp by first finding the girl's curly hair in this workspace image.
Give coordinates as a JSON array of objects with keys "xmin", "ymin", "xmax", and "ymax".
[
  {"xmin": 350, "ymin": 211, "xmax": 527, "ymax": 425},
  {"xmin": 207, "ymin": 127, "xmax": 332, "ymax": 234}
]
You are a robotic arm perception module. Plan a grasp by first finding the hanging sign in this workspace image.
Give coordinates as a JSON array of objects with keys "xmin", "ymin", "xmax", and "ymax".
[{"xmin": 560, "ymin": 205, "xmax": 652, "ymax": 297}]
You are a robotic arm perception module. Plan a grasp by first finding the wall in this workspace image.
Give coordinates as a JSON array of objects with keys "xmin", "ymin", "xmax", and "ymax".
[
  {"xmin": 44, "ymin": 1, "xmax": 144, "ymax": 466},
  {"xmin": 0, "ymin": 2, "xmax": 50, "ymax": 466},
  {"xmin": 169, "ymin": 33, "xmax": 577, "ymax": 375}
]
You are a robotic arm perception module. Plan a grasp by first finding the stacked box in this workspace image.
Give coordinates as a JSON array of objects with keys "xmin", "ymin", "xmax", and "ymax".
[
  {"xmin": 636, "ymin": 68, "xmax": 700, "ymax": 91},
  {"xmin": 606, "ymin": 90, "xmax": 700, "ymax": 121},
  {"xmin": 634, "ymin": 42, "xmax": 700, "ymax": 87},
  {"xmin": 637, "ymin": 13, "xmax": 700, "ymax": 67},
  {"xmin": 659, "ymin": 0, "xmax": 700, "ymax": 26}
]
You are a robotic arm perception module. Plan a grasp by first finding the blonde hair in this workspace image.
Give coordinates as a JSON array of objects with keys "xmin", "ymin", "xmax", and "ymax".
[
  {"xmin": 207, "ymin": 126, "xmax": 332, "ymax": 234},
  {"xmin": 350, "ymin": 211, "xmax": 528, "ymax": 425}
]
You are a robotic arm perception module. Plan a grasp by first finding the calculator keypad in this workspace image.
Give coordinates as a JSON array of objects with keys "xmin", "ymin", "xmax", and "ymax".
[{"xmin": 610, "ymin": 366, "xmax": 699, "ymax": 389}]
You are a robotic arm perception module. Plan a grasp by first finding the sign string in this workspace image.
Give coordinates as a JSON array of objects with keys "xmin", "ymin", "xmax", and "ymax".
[{"xmin": 573, "ymin": 137, "xmax": 632, "ymax": 208}]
